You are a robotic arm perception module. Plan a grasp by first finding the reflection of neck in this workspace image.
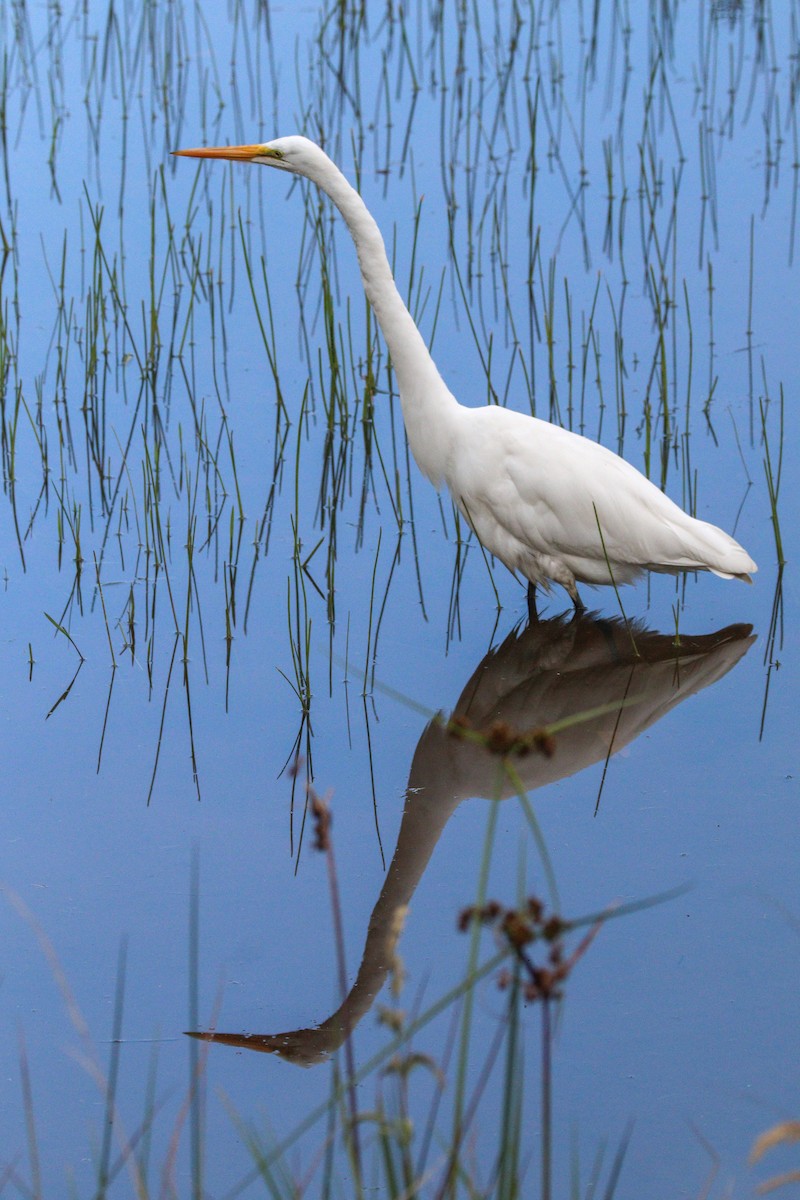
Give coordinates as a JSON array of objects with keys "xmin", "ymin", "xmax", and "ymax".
[
  {"xmin": 191, "ymin": 722, "xmax": 467, "ymax": 1066},
  {"xmin": 312, "ymin": 723, "xmax": 471, "ymax": 1036}
]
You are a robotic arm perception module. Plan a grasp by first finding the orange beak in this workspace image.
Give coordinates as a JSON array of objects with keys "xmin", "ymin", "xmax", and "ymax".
[{"xmin": 172, "ymin": 144, "xmax": 266, "ymax": 161}]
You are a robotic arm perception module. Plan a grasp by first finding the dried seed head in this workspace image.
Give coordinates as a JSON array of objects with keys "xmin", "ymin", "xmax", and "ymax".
[
  {"xmin": 532, "ymin": 730, "xmax": 557, "ymax": 758},
  {"xmin": 310, "ymin": 790, "xmax": 332, "ymax": 852},
  {"xmin": 485, "ymin": 720, "xmax": 516, "ymax": 754},
  {"xmin": 503, "ymin": 911, "xmax": 535, "ymax": 948},
  {"xmin": 542, "ymin": 915, "xmax": 566, "ymax": 942}
]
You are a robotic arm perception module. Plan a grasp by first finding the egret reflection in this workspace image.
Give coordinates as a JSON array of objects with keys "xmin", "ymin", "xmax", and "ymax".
[{"xmin": 189, "ymin": 612, "xmax": 754, "ymax": 1065}]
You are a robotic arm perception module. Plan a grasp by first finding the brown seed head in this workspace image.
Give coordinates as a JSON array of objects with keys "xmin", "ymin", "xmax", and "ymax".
[{"xmin": 503, "ymin": 911, "xmax": 535, "ymax": 948}]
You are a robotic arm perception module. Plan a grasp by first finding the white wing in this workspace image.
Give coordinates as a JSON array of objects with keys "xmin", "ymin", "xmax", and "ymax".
[{"xmin": 446, "ymin": 408, "xmax": 755, "ymax": 587}]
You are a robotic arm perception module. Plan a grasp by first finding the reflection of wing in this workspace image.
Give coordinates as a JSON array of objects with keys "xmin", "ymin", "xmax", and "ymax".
[
  {"xmin": 428, "ymin": 613, "xmax": 756, "ymax": 799},
  {"xmin": 190, "ymin": 613, "xmax": 754, "ymax": 1064}
]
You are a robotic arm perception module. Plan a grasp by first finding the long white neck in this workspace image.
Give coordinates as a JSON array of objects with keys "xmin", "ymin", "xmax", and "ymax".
[{"xmin": 306, "ymin": 155, "xmax": 460, "ymax": 487}]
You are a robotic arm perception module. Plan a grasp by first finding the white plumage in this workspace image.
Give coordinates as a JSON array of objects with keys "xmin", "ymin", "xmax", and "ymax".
[{"xmin": 174, "ymin": 136, "xmax": 757, "ymax": 615}]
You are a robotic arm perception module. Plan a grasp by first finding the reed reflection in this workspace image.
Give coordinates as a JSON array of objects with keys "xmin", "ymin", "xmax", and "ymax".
[{"xmin": 190, "ymin": 612, "xmax": 754, "ymax": 1065}]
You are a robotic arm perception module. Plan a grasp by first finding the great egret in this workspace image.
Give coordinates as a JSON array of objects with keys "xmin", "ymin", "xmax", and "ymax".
[{"xmin": 174, "ymin": 137, "xmax": 757, "ymax": 616}]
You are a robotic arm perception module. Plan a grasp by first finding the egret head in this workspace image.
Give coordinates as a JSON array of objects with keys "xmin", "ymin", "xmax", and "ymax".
[{"xmin": 173, "ymin": 136, "xmax": 323, "ymax": 176}]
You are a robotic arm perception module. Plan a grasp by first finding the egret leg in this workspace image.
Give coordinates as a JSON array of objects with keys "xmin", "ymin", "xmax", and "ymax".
[
  {"xmin": 567, "ymin": 583, "xmax": 586, "ymax": 613},
  {"xmin": 526, "ymin": 581, "xmax": 539, "ymax": 623}
]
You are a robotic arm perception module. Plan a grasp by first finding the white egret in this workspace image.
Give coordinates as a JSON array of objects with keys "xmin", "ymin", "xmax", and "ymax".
[{"xmin": 174, "ymin": 137, "xmax": 757, "ymax": 617}]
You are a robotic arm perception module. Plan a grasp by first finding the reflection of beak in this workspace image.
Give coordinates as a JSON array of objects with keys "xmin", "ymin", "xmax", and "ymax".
[{"xmin": 172, "ymin": 144, "xmax": 267, "ymax": 161}]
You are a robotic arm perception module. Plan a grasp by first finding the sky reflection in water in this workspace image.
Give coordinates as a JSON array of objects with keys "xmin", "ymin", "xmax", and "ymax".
[{"xmin": 0, "ymin": 1, "xmax": 797, "ymax": 1197}]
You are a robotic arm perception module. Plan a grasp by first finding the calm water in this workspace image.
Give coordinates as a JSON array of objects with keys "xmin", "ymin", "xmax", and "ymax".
[{"xmin": 1, "ymin": 1, "xmax": 797, "ymax": 1196}]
